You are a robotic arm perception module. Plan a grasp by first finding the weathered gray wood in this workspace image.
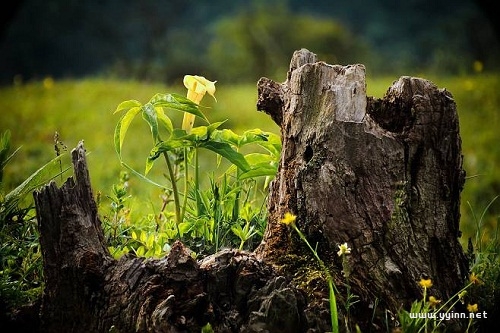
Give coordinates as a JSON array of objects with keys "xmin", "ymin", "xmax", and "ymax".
[{"xmin": 256, "ymin": 49, "xmax": 468, "ymax": 326}]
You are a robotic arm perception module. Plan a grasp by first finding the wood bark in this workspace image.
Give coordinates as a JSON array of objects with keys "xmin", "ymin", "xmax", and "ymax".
[
  {"xmin": 33, "ymin": 48, "xmax": 470, "ymax": 332},
  {"xmin": 256, "ymin": 49, "xmax": 468, "ymax": 322}
]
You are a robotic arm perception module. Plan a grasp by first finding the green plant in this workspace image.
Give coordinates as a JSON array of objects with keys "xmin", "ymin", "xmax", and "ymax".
[
  {"xmin": 280, "ymin": 212, "xmax": 340, "ymax": 333},
  {"xmin": 0, "ymin": 130, "xmax": 70, "ymax": 309},
  {"xmin": 113, "ymin": 75, "xmax": 280, "ymax": 258},
  {"xmin": 397, "ymin": 277, "xmax": 481, "ymax": 333},
  {"xmin": 465, "ymin": 197, "xmax": 500, "ymax": 332}
]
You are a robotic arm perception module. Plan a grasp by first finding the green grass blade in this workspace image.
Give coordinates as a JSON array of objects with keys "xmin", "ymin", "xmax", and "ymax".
[
  {"xmin": 329, "ymin": 279, "xmax": 339, "ymax": 333},
  {"xmin": 4, "ymin": 153, "xmax": 70, "ymax": 213}
]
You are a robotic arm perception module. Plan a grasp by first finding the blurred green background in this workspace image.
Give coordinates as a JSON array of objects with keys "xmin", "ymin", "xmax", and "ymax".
[{"xmin": 0, "ymin": 0, "xmax": 499, "ymax": 243}]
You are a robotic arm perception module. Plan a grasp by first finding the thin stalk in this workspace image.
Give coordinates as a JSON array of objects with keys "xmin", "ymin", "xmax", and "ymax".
[
  {"xmin": 195, "ymin": 147, "xmax": 201, "ymax": 215},
  {"xmin": 180, "ymin": 147, "xmax": 189, "ymax": 222},
  {"xmin": 292, "ymin": 224, "xmax": 339, "ymax": 333},
  {"xmin": 163, "ymin": 152, "xmax": 182, "ymax": 238},
  {"xmin": 433, "ymin": 282, "xmax": 473, "ymax": 329}
]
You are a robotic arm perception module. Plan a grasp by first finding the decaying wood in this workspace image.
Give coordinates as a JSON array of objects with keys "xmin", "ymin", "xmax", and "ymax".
[
  {"xmin": 257, "ymin": 49, "xmax": 468, "ymax": 322},
  {"xmin": 33, "ymin": 48, "xmax": 469, "ymax": 332}
]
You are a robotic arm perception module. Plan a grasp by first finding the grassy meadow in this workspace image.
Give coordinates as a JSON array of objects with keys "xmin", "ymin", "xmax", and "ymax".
[{"xmin": 0, "ymin": 73, "xmax": 499, "ymax": 243}]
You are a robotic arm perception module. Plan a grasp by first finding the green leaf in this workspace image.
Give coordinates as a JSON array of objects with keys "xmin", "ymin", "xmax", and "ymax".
[
  {"xmin": 244, "ymin": 152, "xmax": 276, "ymax": 165},
  {"xmin": 150, "ymin": 93, "xmax": 209, "ymax": 123},
  {"xmin": 142, "ymin": 103, "xmax": 159, "ymax": 143},
  {"xmin": 114, "ymin": 99, "xmax": 142, "ymax": 114},
  {"xmin": 148, "ymin": 136, "xmax": 195, "ymax": 162},
  {"xmin": 145, "ymin": 156, "xmax": 155, "ymax": 175},
  {"xmin": 190, "ymin": 121, "xmax": 226, "ymax": 141},
  {"xmin": 146, "ymin": 234, "xmax": 155, "ymax": 248},
  {"xmin": 140, "ymin": 231, "xmax": 147, "ymax": 243},
  {"xmin": 136, "ymin": 246, "xmax": 145, "ymax": 257},
  {"xmin": 211, "ymin": 128, "xmax": 240, "ymax": 146},
  {"xmin": 239, "ymin": 128, "xmax": 269, "ymax": 146},
  {"xmin": 239, "ymin": 163, "xmax": 278, "ymax": 180},
  {"xmin": 199, "ymin": 141, "xmax": 250, "ymax": 171},
  {"xmin": 234, "ymin": 153, "xmax": 278, "ymax": 180},
  {"xmin": 114, "ymin": 106, "xmax": 141, "ymax": 156},
  {"xmin": 255, "ymin": 132, "xmax": 282, "ymax": 156},
  {"xmin": 155, "ymin": 107, "xmax": 174, "ymax": 134},
  {"xmin": 190, "ymin": 126, "xmax": 209, "ymax": 141},
  {"xmin": 4, "ymin": 153, "xmax": 70, "ymax": 214}
]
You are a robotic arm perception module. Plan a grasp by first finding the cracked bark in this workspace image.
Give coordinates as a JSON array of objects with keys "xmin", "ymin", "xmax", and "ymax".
[{"xmin": 256, "ymin": 49, "xmax": 468, "ymax": 322}]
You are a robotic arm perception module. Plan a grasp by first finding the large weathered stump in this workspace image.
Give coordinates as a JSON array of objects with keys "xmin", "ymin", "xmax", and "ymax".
[
  {"xmin": 33, "ymin": 48, "xmax": 470, "ymax": 332},
  {"xmin": 256, "ymin": 49, "xmax": 468, "ymax": 319}
]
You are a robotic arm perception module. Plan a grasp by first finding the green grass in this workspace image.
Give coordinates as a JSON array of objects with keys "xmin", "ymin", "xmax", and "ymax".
[
  {"xmin": 0, "ymin": 73, "xmax": 499, "ymax": 242},
  {"xmin": 0, "ymin": 78, "xmax": 278, "ymax": 215}
]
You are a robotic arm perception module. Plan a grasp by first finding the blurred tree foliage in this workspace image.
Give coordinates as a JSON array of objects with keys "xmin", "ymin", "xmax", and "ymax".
[
  {"xmin": 208, "ymin": 2, "xmax": 373, "ymax": 82},
  {"xmin": 0, "ymin": 0, "xmax": 498, "ymax": 84}
]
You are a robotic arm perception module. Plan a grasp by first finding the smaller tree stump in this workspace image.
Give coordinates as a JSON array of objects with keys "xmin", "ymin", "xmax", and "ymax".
[{"xmin": 34, "ymin": 142, "xmax": 317, "ymax": 333}]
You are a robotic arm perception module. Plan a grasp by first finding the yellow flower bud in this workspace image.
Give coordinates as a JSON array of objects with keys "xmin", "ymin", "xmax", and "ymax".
[{"xmin": 182, "ymin": 75, "xmax": 217, "ymax": 132}]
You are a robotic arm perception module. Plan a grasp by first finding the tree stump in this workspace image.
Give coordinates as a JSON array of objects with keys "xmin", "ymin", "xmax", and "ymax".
[
  {"xmin": 256, "ymin": 48, "xmax": 468, "ymax": 324},
  {"xmin": 33, "ymin": 49, "xmax": 469, "ymax": 332}
]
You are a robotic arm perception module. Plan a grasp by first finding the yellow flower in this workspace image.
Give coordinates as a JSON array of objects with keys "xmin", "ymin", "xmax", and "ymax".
[
  {"xmin": 280, "ymin": 212, "xmax": 297, "ymax": 226},
  {"xmin": 467, "ymin": 303, "xmax": 478, "ymax": 313},
  {"xmin": 182, "ymin": 75, "xmax": 216, "ymax": 132},
  {"xmin": 469, "ymin": 272, "xmax": 482, "ymax": 285},
  {"xmin": 428, "ymin": 296, "xmax": 441, "ymax": 308},
  {"xmin": 337, "ymin": 242, "xmax": 351, "ymax": 256},
  {"xmin": 419, "ymin": 278, "xmax": 433, "ymax": 289}
]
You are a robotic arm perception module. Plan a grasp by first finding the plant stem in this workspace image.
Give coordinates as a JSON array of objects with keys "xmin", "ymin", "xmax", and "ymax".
[
  {"xmin": 180, "ymin": 147, "xmax": 189, "ymax": 222},
  {"xmin": 292, "ymin": 224, "xmax": 339, "ymax": 333},
  {"xmin": 163, "ymin": 152, "xmax": 181, "ymax": 227},
  {"xmin": 195, "ymin": 147, "xmax": 201, "ymax": 215}
]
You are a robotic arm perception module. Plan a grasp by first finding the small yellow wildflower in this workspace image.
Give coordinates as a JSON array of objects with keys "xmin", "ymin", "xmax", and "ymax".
[
  {"xmin": 337, "ymin": 242, "xmax": 351, "ymax": 256},
  {"xmin": 428, "ymin": 296, "xmax": 441, "ymax": 308},
  {"xmin": 467, "ymin": 303, "xmax": 478, "ymax": 313},
  {"xmin": 182, "ymin": 75, "xmax": 217, "ymax": 132},
  {"xmin": 419, "ymin": 278, "xmax": 433, "ymax": 289},
  {"xmin": 458, "ymin": 290, "xmax": 467, "ymax": 304},
  {"xmin": 280, "ymin": 212, "xmax": 297, "ymax": 226},
  {"xmin": 469, "ymin": 272, "xmax": 482, "ymax": 285}
]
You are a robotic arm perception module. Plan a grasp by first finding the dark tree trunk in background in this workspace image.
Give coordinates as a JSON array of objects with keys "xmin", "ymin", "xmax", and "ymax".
[
  {"xmin": 33, "ymin": 49, "xmax": 469, "ymax": 332},
  {"xmin": 256, "ymin": 48, "xmax": 468, "ymax": 321}
]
